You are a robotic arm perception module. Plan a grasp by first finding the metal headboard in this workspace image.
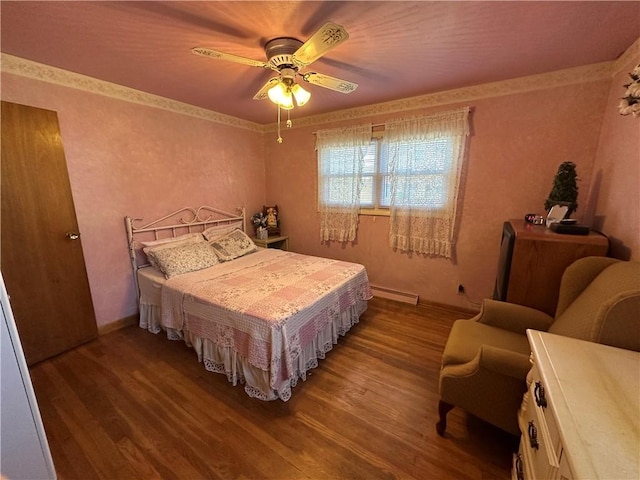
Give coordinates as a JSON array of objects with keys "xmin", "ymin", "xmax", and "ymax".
[{"xmin": 125, "ymin": 205, "xmax": 245, "ymax": 295}]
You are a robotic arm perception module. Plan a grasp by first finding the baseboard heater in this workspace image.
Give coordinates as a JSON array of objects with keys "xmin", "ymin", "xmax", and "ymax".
[{"xmin": 370, "ymin": 285, "xmax": 419, "ymax": 305}]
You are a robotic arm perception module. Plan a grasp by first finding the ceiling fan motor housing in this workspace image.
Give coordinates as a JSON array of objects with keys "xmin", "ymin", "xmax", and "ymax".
[{"xmin": 265, "ymin": 37, "xmax": 303, "ymax": 70}]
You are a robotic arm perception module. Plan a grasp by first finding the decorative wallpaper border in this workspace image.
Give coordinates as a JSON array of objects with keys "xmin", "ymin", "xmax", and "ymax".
[
  {"xmin": 269, "ymin": 61, "xmax": 615, "ymax": 131},
  {"xmin": 613, "ymin": 36, "xmax": 640, "ymax": 75},
  {"xmin": 0, "ymin": 54, "xmax": 264, "ymax": 133},
  {"xmin": 0, "ymin": 51, "xmax": 628, "ymax": 133}
]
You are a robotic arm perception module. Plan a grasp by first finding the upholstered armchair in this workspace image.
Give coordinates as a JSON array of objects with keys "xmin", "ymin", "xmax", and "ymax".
[{"xmin": 437, "ymin": 256, "xmax": 640, "ymax": 436}]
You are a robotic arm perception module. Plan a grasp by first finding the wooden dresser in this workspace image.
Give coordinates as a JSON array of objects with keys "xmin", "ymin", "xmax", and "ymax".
[
  {"xmin": 500, "ymin": 220, "xmax": 609, "ymax": 316},
  {"xmin": 514, "ymin": 331, "xmax": 639, "ymax": 480}
]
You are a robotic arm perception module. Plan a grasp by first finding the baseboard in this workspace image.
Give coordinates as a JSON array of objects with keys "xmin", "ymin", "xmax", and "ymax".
[
  {"xmin": 417, "ymin": 298, "xmax": 478, "ymax": 316},
  {"xmin": 98, "ymin": 314, "xmax": 138, "ymax": 336},
  {"xmin": 370, "ymin": 285, "xmax": 419, "ymax": 305}
]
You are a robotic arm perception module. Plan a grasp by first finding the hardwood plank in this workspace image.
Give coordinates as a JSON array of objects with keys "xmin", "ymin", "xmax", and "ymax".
[{"xmin": 28, "ymin": 297, "xmax": 516, "ymax": 479}]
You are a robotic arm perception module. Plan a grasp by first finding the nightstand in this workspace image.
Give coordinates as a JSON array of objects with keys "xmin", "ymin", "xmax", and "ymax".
[{"xmin": 252, "ymin": 235, "xmax": 289, "ymax": 251}]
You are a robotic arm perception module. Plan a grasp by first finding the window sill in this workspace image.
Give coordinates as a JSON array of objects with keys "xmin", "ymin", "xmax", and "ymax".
[{"xmin": 359, "ymin": 208, "xmax": 390, "ymax": 217}]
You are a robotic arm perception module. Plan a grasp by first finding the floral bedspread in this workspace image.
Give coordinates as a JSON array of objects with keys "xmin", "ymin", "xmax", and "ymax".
[{"xmin": 161, "ymin": 249, "xmax": 372, "ymax": 397}]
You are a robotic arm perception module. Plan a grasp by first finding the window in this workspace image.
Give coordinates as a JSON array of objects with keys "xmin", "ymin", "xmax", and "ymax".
[
  {"xmin": 316, "ymin": 107, "xmax": 469, "ymax": 255},
  {"xmin": 357, "ymin": 139, "xmax": 381, "ymax": 208},
  {"xmin": 316, "ymin": 123, "xmax": 372, "ymax": 242},
  {"xmin": 318, "ymin": 143, "xmax": 373, "ymax": 207},
  {"xmin": 319, "ymin": 135, "xmax": 456, "ymax": 213}
]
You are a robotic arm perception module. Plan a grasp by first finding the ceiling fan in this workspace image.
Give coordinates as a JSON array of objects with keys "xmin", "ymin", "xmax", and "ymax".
[{"xmin": 191, "ymin": 21, "xmax": 358, "ymax": 115}]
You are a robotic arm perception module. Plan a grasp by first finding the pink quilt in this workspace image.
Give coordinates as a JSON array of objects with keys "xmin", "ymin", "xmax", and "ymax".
[{"xmin": 161, "ymin": 249, "xmax": 372, "ymax": 399}]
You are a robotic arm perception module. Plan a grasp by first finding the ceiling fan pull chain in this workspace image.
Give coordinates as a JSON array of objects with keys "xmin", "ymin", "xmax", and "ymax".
[
  {"xmin": 276, "ymin": 105, "xmax": 283, "ymax": 143},
  {"xmin": 286, "ymin": 109, "xmax": 292, "ymax": 129}
]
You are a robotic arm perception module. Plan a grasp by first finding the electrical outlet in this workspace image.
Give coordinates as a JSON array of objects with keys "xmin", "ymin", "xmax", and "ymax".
[{"xmin": 457, "ymin": 284, "xmax": 465, "ymax": 294}]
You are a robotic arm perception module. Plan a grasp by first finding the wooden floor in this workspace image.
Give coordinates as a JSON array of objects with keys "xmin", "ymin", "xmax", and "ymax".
[{"xmin": 29, "ymin": 297, "xmax": 517, "ymax": 480}]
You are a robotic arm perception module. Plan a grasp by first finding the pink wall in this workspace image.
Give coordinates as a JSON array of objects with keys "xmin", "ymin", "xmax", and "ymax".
[
  {"xmin": 2, "ymin": 52, "xmax": 636, "ymax": 330},
  {"xmin": 1, "ymin": 73, "xmax": 266, "ymax": 329},
  {"xmin": 264, "ymin": 79, "xmax": 612, "ymax": 310},
  {"xmin": 587, "ymin": 56, "xmax": 640, "ymax": 261}
]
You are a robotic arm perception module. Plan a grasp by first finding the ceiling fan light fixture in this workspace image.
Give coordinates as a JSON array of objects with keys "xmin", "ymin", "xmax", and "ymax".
[
  {"xmin": 267, "ymin": 82, "xmax": 294, "ymax": 109},
  {"xmin": 279, "ymin": 92, "xmax": 294, "ymax": 110},
  {"xmin": 193, "ymin": 22, "xmax": 356, "ymax": 145},
  {"xmin": 267, "ymin": 81, "xmax": 285, "ymax": 103},
  {"xmin": 291, "ymin": 84, "xmax": 311, "ymax": 107}
]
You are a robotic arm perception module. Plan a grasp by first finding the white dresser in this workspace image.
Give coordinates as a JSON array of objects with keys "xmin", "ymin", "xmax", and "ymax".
[
  {"xmin": 1, "ymin": 275, "xmax": 56, "ymax": 479},
  {"xmin": 514, "ymin": 330, "xmax": 639, "ymax": 480}
]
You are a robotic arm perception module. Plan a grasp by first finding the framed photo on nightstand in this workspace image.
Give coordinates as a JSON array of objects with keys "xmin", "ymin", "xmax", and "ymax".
[{"xmin": 263, "ymin": 205, "xmax": 280, "ymax": 236}]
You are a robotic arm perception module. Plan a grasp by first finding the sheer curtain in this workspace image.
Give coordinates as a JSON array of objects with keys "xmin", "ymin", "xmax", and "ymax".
[
  {"xmin": 316, "ymin": 124, "xmax": 372, "ymax": 242},
  {"xmin": 385, "ymin": 107, "xmax": 470, "ymax": 258}
]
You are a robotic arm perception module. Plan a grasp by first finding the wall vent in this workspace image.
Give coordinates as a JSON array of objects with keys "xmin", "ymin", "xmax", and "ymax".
[{"xmin": 370, "ymin": 285, "xmax": 419, "ymax": 305}]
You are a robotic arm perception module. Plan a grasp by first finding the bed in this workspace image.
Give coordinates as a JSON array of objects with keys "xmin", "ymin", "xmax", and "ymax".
[{"xmin": 125, "ymin": 206, "xmax": 372, "ymax": 401}]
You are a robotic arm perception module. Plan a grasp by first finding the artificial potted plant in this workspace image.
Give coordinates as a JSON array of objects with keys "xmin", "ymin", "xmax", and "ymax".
[{"xmin": 544, "ymin": 161, "xmax": 579, "ymax": 216}]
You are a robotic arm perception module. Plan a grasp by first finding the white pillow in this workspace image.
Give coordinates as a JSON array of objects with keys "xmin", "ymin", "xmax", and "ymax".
[
  {"xmin": 202, "ymin": 221, "xmax": 243, "ymax": 241},
  {"xmin": 209, "ymin": 229, "xmax": 257, "ymax": 261},
  {"xmin": 140, "ymin": 232, "xmax": 204, "ymax": 249},
  {"xmin": 141, "ymin": 233, "xmax": 205, "ymax": 269},
  {"xmin": 152, "ymin": 242, "xmax": 219, "ymax": 279}
]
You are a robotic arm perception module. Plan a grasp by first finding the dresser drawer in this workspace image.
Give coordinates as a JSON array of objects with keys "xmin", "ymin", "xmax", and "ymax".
[
  {"xmin": 513, "ymin": 446, "xmax": 533, "ymax": 480},
  {"xmin": 528, "ymin": 364, "xmax": 561, "ymax": 455},
  {"xmin": 518, "ymin": 364, "xmax": 559, "ymax": 478},
  {"xmin": 518, "ymin": 331, "xmax": 640, "ymax": 480},
  {"xmin": 557, "ymin": 447, "xmax": 573, "ymax": 480}
]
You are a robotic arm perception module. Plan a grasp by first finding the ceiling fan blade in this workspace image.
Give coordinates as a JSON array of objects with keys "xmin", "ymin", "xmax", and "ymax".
[
  {"xmin": 253, "ymin": 78, "xmax": 280, "ymax": 100},
  {"xmin": 292, "ymin": 22, "xmax": 349, "ymax": 67},
  {"xmin": 191, "ymin": 47, "xmax": 268, "ymax": 68},
  {"xmin": 301, "ymin": 72, "xmax": 358, "ymax": 94}
]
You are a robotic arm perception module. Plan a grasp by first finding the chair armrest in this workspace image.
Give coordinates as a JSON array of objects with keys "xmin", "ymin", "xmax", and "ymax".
[
  {"xmin": 478, "ymin": 344, "xmax": 532, "ymax": 379},
  {"xmin": 440, "ymin": 344, "xmax": 531, "ymax": 381},
  {"xmin": 597, "ymin": 293, "xmax": 640, "ymax": 352},
  {"xmin": 556, "ymin": 257, "xmax": 619, "ymax": 317},
  {"xmin": 475, "ymin": 299, "xmax": 554, "ymax": 335}
]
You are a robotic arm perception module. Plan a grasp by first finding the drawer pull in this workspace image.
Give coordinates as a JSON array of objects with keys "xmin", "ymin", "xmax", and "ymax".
[
  {"xmin": 515, "ymin": 453, "xmax": 524, "ymax": 480},
  {"xmin": 534, "ymin": 381, "xmax": 547, "ymax": 408},
  {"xmin": 528, "ymin": 421, "xmax": 539, "ymax": 450}
]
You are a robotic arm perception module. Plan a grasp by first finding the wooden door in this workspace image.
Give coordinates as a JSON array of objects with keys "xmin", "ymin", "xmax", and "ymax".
[{"xmin": 1, "ymin": 101, "xmax": 97, "ymax": 365}]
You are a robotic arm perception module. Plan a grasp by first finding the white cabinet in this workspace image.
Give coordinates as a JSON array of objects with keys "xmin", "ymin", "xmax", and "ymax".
[
  {"xmin": 1, "ymin": 274, "xmax": 56, "ymax": 479},
  {"xmin": 514, "ymin": 330, "xmax": 639, "ymax": 480}
]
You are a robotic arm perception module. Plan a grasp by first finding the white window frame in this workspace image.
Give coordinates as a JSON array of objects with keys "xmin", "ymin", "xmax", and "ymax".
[
  {"xmin": 319, "ymin": 130, "xmax": 458, "ymax": 217},
  {"xmin": 359, "ymin": 132, "xmax": 388, "ymax": 216}
]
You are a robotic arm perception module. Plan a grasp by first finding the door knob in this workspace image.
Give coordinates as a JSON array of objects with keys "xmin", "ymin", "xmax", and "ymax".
[{"xmin": 66, "ymin": 232, "xmax": 80, "ymax": 240}]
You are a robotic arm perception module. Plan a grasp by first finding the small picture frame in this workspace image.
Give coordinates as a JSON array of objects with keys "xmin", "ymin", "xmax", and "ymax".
[
  {"xmin": 546, "ymin": 204, "xmax": 569, "ymax": 227},
  {"xmin": 263, "ymin": 205, "xmax": 280, "ymax": 236}
]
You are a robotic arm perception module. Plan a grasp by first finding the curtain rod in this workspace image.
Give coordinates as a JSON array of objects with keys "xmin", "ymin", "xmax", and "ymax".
[
  {"xmin": 311, "ymin": 106, "xmax": 471, "ymax": 135},
  {"xmin": 312, "ymin": 123, "xmax": 385, "ymax": 135}
]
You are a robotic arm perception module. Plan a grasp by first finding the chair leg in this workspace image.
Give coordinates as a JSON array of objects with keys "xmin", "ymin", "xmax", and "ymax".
[{"xmin": 436, "ymin": 400, "xmax": 454, "ymax": 436}]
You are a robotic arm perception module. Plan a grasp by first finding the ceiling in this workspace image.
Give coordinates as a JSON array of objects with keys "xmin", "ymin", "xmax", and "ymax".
[{"xmin": 2, "ymin": 1, "xmax": 639, "ymax": 125}]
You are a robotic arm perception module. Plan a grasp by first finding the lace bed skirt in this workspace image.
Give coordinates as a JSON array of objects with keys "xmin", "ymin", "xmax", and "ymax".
[{"xmin": 139, "ymin": 301, "xmax": 366, "ymax": 400}]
